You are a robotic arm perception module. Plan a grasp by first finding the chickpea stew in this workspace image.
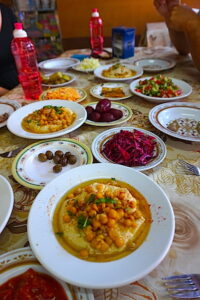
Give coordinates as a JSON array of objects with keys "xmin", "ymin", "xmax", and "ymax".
[{"xmin": 53, "ymin": 178, "xmax": 152, "ymax": 262}]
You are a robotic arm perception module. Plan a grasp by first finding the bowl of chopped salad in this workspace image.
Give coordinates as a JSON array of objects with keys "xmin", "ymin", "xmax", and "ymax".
[{"xmin": 130, "ymin": 75, "xmax": 192, "ymax": 103}]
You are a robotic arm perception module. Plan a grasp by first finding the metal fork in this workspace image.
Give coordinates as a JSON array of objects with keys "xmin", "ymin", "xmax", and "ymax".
[
  {"xmin": 177, "ymin": 160, "xmax": 200, "ymax": 176},
  {"xmin": 0, "ymin": 147, "xmax": 23, "ymax": 158},
  {"xmin": 163, "ymin": 274, "xmax": 200, "ymax": 298}
]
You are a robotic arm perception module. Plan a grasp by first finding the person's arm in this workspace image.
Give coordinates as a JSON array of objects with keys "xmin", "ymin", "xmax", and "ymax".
[
  {"xmin": 169, "ymin": 5, "xmax": 200, "ymax": 71},
  {"xmin": 165, "ymin": 18, "xmax": 190, "ymax": 55},
  {"xmin": 153, "ymin": 0, "xmax": 190, "ymax": 54}
]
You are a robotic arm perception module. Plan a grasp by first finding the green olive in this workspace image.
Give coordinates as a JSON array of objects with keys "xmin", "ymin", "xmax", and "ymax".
[
  {"xmin": 68, "ymin": 155, "xmax": 77, "ymax": 165},
  {"xmin": 38, "ymin": 153, "xmax": 47, "ymax": 162},
  {"xmin": 53, "ymin": 164, "xmax": 62, "ymax": 173}
]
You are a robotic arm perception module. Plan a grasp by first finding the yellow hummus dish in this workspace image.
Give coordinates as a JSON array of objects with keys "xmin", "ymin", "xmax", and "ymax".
[
  {"xmin": 22, "ymin": 105, "xmax": 76, "ymax": 134},
  {"xmin": 53, "ymin": 178, "xmax": 152, "ymax": 262},
  {"xmin": 102, "ymin": 63, "xmax": 136, "ymax": 78}
]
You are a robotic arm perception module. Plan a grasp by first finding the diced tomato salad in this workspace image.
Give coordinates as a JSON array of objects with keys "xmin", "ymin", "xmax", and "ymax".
[{"xmin": 135, "ymin": 75, "xmax": 182, "ymax": 98}]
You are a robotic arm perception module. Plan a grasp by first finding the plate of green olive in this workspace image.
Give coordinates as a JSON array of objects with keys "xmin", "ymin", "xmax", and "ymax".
[
  {"xmin": 41, "ymin": 72, "xmax": 76, "ymax": 87},
  {"xmin": 12, "ymin": 138, "xmax": 93, "ymax": 190}
]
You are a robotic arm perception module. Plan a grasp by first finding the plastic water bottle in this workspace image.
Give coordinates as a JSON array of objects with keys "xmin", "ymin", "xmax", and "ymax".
[
  {"xmin": 11, "ymin": 23, "xmax": 42, "ymax": 100},
  {"xmin": 89, "ymin": 8, "xmax": 104, "ymax": 56}
]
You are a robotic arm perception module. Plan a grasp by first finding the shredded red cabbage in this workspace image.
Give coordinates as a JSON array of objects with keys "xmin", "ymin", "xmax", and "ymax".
[{"xmin": 102, "ymin": 130, "xmax": 157, "ymax": 166}]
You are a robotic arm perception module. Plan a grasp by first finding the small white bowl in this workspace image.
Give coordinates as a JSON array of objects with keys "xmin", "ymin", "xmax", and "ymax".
[{"xmin": 39, "ymin": 58, "xmax": 80, "ymax": 73}]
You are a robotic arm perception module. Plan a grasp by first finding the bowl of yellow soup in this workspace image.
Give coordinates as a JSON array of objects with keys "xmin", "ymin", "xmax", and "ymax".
[{"xmin": 28, "ymin": 163, "xmax": 175, "ymax": 289}]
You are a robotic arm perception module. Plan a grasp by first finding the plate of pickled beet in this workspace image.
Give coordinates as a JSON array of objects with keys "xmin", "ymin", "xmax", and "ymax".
[{"xmin": 85, "ymin": 99, "xmax": 132, "ymax": 127}]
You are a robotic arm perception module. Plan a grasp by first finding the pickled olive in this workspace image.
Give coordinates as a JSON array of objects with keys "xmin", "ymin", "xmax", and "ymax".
[
  {"xmin": 38, "ymin": 153, "xmax": 47, "ymax": 162},
  {"xmin": 60, "ymin": 157, "xmax": 68, "ymax": 166},
  {"xmin": 55, "ymin": 150, "xmax": 64, "ymax": 157},
  {"xmin": 53, "ymin": 164, "xmax": 62, "ymax": 173},
  {"xmin": 68, "ymin": 155, "xmax": 77, "ymax": 164},
  {"xmin": 45, "ymin": 150, "xmax": 53, "ymax": 160},
  {"xmin": 53, "ymin": 155, "xmax": 61, "ymax": 164},
  {"xmin": 64, "ymin": 151, "xmax": 71, "ymax": 158}
]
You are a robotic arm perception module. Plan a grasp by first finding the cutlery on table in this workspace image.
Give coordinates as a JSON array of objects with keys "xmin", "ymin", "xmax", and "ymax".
[
  {"xmin": 163, "ymin": 274, "xmax": 200, "ymax": 298},
  {"xmin": 0, "ymin": 147, "xmax": 23, "ymax": 158},
  {"xmin": 177, "ymin": 159, "xmax": 200, "ymax": 176}
]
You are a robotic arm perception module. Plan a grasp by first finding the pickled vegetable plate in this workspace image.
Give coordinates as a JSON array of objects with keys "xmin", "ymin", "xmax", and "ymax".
[
  {"xmin": 41, "ymin": 72, "xmax": 76, "ymax": 87},
  {"xmin": 85, "ymin": 102, "xmax": 132, "ymax": 126},
  {"xmin": 92, "ymin": 127, "xmax": 166, "ymax": 171}
]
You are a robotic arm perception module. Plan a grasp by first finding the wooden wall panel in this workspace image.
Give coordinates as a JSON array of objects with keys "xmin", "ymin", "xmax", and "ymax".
[{"xmin": 57, "ymin": 0, "xmax": 200, "ymax": 39}]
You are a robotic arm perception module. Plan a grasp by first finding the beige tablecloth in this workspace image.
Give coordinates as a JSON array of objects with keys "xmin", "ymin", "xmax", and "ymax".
[{"xmin": 0, "ymin": 47, "xmax": 200, "ymax": 300}]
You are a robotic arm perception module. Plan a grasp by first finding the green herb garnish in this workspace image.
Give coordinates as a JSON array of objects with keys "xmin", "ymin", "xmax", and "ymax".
[
  {"xmin": 54, "ymin": 106, "xmax": 63, "ymax": 114},
  {"xmin": 111, "ymin": 177, "xmax": 116, "ymax": 180},
  {"xmin": 87, "ymin": 194, "xmax": 96, "ymax": 204},
  {"xmin": 26, "ymin": 120, "xmax": 32, "ymax": 123},
  {"xmin": 77, "ymin": 215, "xmax": 91, "ymax": 229},
  {"xmin": 95, "ymin": 198, "xmax": 117, "ymax": 204},
  {"xmin": 67, "ymin": 210, "xmax": 75, "ymax": 216}
]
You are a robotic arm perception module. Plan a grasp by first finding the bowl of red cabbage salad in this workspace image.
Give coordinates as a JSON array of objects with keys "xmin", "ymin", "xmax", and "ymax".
[{"xmin": 101, "ymin": 129, "xmax": 158, "ymax": 167}]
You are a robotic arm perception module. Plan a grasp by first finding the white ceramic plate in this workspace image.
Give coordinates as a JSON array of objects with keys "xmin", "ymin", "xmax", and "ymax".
[
  {"xmin": 7, "ymin": 100, "xmax": 87, "ymax": 139},
  {"xmin": 92, "ymin": 127, "xmax": 166, "ymax": 171},
  {"xmin": 94, "ymin": 63, "xmax": 143, "ymax": 81},
  {"xmin": 90, "ymin": 82, "xmax": 132, "ymax": 100},
  {"xmin": 12, "ymin": 138, "xmax": 93, "ymax": 190},
  {"xmin": 134, "ymin": 58, "xmax": 176, "ymax": 72},
  {"xmin": 85, "ymin": 102, "xmax": 132, "ymax": 126},
  {"xmin": 149, "ymin": 102, "xmax": 200, "ymax": 142},
  {"xmin": 28, "ymin": 163, "xmax": 175, "ymax": 289},
  {"xmin": 0, "ymin": 247, "xmax": 94, "ymax": 300},
  {"xmin": 0, "ymin": 99, "xmax": 21, "ymax": 128},
  {"xmin": 0, "ymin": 175, "xmax": 14, "ymax": 233},
  {"xmin": 130, "ymin": 77, "xmax": 192, "ymax": 103},
  {"xmin": 38, "ymin": 57, "xmax": 80, "ymax": 73},
  {"xmin": 42, "ymin": 72, "xmax": 76, "ymax": 88},
  {"xmin": 40, "ymin": 87, "xmax": 87, "ymax": 103}
]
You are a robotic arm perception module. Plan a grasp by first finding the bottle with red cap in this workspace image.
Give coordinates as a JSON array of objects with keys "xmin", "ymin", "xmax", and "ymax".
[
  {"xmin": 11, "ymin": 23, "xmax": 42, "ymax": 100},
  {"xmin": 89, "ymin": 8, "xmax": 104, "ymax": 56}
]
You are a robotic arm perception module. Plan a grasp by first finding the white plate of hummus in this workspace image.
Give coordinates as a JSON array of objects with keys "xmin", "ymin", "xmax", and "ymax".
[
  {"xmin": 7, "ymin": 100, "xmax": 87, "ymax": 139},
  {"xmin": 28, "ymin": 163, "xmax": 175, "ymax": 289},
  {"xmin": 94, "ymin": 63, "xmax": 143, "ymax": 81}
]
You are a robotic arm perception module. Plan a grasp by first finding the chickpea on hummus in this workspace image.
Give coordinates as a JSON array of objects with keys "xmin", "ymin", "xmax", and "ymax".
[
  {"xmin": 53, "ymin": 178, "xmax": 152, "ymax": 262},
  {"xmin": 22, "ymin": 105, "xmax": 76, "ymax": 134}
]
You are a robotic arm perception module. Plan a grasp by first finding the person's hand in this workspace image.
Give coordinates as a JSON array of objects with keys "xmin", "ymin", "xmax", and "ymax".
[
  {"xmin": 169, "ymin": 4, "xmax": 199, "ymax": 31},
  {"xmin": 153, "ymin": 0, "xmax": 180, "ymax": 18}
]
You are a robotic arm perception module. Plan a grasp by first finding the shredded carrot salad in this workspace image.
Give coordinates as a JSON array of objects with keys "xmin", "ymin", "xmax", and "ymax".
[{"xmin": 44, "ymin": 87, "xmax": 81, "ymax": 101}]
